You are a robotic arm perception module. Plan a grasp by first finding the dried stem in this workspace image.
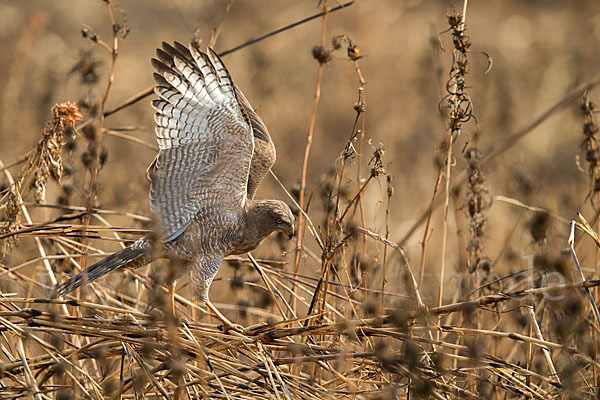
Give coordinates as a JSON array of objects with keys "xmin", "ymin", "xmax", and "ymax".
[{"xmin": 293, "ymin": 2, "xmax": 329, "ymax": 311}]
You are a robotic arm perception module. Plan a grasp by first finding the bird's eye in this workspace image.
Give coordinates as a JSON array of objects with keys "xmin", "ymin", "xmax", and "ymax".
[{"xmin": 276, "ymin": 218, "xmax": 284, "ymax": 224}]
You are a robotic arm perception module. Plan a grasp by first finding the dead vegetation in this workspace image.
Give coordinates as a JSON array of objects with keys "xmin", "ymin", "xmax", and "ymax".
[{"xmin": 1, "ymin": 0, "xmax": 600, "ymax": 399}]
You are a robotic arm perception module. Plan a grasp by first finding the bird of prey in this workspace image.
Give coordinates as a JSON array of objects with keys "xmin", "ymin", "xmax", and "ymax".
[{"xmin": 56, "ymin": 42, "xmax": 295, "ymax": 330}]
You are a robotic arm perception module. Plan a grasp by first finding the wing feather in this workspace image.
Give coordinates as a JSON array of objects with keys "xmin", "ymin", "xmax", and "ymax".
[
  {"xmin": 233, "ymin": 86, "xmax": 276, "ymax": 198},
  {"xmin": 150, "ymin": 43, "xmax": 254, "ymax": 240},
  {"xmin": 207, "ymin": 48, "xmax": 234, "ymax": 89}
]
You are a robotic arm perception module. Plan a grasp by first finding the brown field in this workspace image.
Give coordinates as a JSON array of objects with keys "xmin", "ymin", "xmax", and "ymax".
[{"xmin": 1, "ymin": 0, "xmax": 600, "ymax": 398}]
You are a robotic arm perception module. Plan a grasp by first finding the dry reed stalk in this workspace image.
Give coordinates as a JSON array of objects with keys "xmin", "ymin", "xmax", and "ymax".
[
  {"xmin": 3, "ymin": 2, "xmax": 600, "ymax": 399},
  {"xmin": 399, "ymin": 76, "xmax": 600, "ymax": 249},
  {"xmin": 293, "ymin": 2, "xmax": 329, "ymax": 313},
  {"xmin": 79, "ymin": 1, "xmax": 128, "ymax": 283}
]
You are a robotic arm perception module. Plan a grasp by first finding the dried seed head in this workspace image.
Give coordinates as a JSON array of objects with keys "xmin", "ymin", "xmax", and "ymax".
[
  {"xmin": 1, "ymin": 185, "xmax": 23, "ymax": 252},
  {"xmin": 77, "ymin": 98, "xmax": 99, "ymax": 116},
  {"xmin": 191, "ymin": 31, "xmax": 202, "ymax": 50},
  {"xmin": 81, "ymin": 26, "xmax": 98, "ymax": 43},
  {"xmin": 527, "ymin": 211, "xmax": 551, "ymax": 243},
  {"xmin": 374, "ymin": 342, "xmax": 396, "ymax": 370},
  {"xmin": 368, "ymin": 144, "xmax": 386, "ymax": 177},
  {"xmin": 312, "ymin": 45, "xmax": 331, "ymax": 64},
  {"xmin": 258, "ymin": 290, "xmax": 273, "ymax": 308},
  {"xmin": 57, "ymin": 195, "xmax": 69, "ymax": 206},
  {"xmin": 82, "ymin": 124, "xmax": 97, "ymax": 140},
  {"xmin": 551, "ymin": 253, "xmax": 570, "ymax": 275},
  {"xmin": 586, "ymin": 148, "xmax": 600, "ymax": 164},
  {"xmin": 387, "ymin": 175, "xmax": 394, "ymax": 197},
  {"xmin": 353, "ymin": 99, "xmax": 366, "ymax": 113},
  {"xmin": 431, "ymin": 351, "xmax": 450, "ymax": 373},
  {"xmin": 71, "ymin": 51, "xmax": 102, "ymax": 85},
  {"xmin": 65, "ymin": 136, "xmax": 77, "ymax": 153},
  {"xmin": 347, "ymin": 44, "xmax": 360, "ymax": 60},
  {"xmin": 100, "ymin": 147, "xmax": 109, "ymax": 168},
  {"xmin": 226, "ymin": 259, "xmax": 243, "ymax": 270},
  {"xmin": 584, "ymin": 121, "xmax": 598, "ymax": 137},
  {"xmin": 362, "ymin": 297, "xmax": 379, "ymax": 316},
  {"xmin": 2, "ymin": 102, "xmax": 81, "ymax": 250},
  {"xmin": 54, "ymin": 362, "xmax": 67, "ymax": 379},
  {"xmin": 290, "ymin": 182, "xmax": 300, "ymax": 201},
  {"xmin": 447, "ymin": 10, "xmax": 463, "ymax": 28},
  {"xmin": 581, "ymin": 95, "xmax": 595, "ymax": 114},
  {"xmin": 230, "ymin": 275, "xmax": 244, "ymax": 291},
  {"xmin": 332, "ymin": 35, "xmax": 344, "ymax": 50},
  {"xmin": 33, "ymin": 173, "xmax": 47, "ymax": 203},
  {"xmin": 465, "ymin": 336, "xmax": 483, "ymax": 359},
  {"xmin": 166, "ymin": 357, "xmax": 187, "ymax": 380},
  {"xmin": 53, "ymin": 102, "xmax": 83, "ymax": 127},
  {"xmin": 342, "ymin": 137, "xmax": 357, "ymax": 162},
  {"xmin": 102, "ymin": 380, "xmax": 119, "ymax": 397},
  {"xmin": 346, "ymin": 222, "xmax": 360, "ymax": 240},
  {"xmin": 359, "ymin": 256, "xmax": 375, "ymax": 274},
  {"xmin": 389, "ymin": 307, "xmax": 411, "ymax": 332},
  {"xmin": 81, "ymin": 151, "xmax": 94, "ymax": 171},
  {"xmin": 236, "ymin": 299, "xmax": 249, "ymax": 318},
  {"xmin": 61, "ymin": 180, "xmax": 73, "ymax": 194},
  {"xmin": 141, "ymin": 340, "xmax": 157, "ymax": 359}
]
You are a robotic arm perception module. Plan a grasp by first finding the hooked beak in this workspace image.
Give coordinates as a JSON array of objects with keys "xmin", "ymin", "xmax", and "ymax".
[{"xmin": 287, "ymin": 225, "xmax": 295, "ymax": 240}]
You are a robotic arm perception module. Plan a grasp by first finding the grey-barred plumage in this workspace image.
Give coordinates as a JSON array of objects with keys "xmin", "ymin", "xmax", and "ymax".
[{"xmin": 56, "ymin": 42, "xmax": 294, "ymax": 303}]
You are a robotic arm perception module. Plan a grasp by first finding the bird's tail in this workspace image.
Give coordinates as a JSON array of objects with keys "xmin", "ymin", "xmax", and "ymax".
[{"xmin": 55, "ymin": 240, "xmax": 151, "ymax": 296}]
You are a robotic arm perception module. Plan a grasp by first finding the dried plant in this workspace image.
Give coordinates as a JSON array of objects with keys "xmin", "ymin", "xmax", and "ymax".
[
  {"xmin": 464, "ymin": 147, "xmax": 492, "ymax": 289},
  {"xmin": 1, "ymin": 102, "xmax": 81, "ymax": 252},
  {"xmin": 28, "ymin": 102, "xmax": 82, "ymax": 204},
  {"xmin": 2, "ymin": 1, "xmax": 600, "ymax": 399},
  {"xmin": 577, "ymin": 91, "xmax": 600, "ymax": 203},
  {"xmin": 440, "ymin": 7, "xmax": 475, "ymax": 142}
]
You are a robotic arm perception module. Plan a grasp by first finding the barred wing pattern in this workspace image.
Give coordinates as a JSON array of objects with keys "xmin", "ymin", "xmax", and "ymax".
[
  {"xmin": 235, "ymin": 86, "xmax": 276, "ymax": 199},
  {"xmin": 150, "ymin": 42, "xmax": 254, "ymax": 241}
]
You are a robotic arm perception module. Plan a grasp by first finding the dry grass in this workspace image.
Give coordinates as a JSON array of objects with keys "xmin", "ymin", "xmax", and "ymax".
[{"xmin": 2, "ymin": 0, "xmax": 600, "ymax": 399}]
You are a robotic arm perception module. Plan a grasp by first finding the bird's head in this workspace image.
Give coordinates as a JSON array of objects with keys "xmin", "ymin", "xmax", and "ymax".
[
  {"xmin": 269, "ymin": 201, "xmax": 295, "ymax": 240},
  {"xmin": 247, "ymin": 199, "xmax": 295, "ymax": 241},
  {"xmin": 255, "ymin": 200, "xmax": 295, "ymax": 240}
]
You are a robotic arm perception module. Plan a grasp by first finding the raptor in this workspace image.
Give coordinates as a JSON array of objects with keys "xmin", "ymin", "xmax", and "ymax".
[{"xmin": 56, "ymin": 42, "xmax": 295, "ymax": 330}]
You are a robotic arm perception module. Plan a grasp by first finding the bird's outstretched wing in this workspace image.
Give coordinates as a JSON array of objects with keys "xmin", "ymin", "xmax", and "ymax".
[
  {"xmin": 153, "ymin": 42, "xmax": 275, "ymax": 200},
  {"xmin": 150, "ymin": 42, "xmax": 254, "ymax": 241},
  {"xmin": 234, "ymin": 87, "xmax": 276, "ymax": 199}
]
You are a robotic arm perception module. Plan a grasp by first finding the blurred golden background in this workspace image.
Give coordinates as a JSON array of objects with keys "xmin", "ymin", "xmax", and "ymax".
[
  {"xmin": 2, "ymin": 0, "xmax": 600, "ymax": 307},
  {"xmin": 4, "ymin": 2, "xmax": 600, "ymax": 398}
]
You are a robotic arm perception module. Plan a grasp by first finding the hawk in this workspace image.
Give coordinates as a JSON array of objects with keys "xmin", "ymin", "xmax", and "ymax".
[{"xmin": 57, "ymin": 42, "xmax": 295, "ymax": 329}]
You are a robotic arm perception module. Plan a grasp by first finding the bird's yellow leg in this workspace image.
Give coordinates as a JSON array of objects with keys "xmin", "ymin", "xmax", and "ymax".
[
  {"xmin": 205, "ymin": 300, "xmax": 244, "ymax": 333},
  {"xmin": 168, "ymin": 283, "xmax": 176, "ymax": 316}
]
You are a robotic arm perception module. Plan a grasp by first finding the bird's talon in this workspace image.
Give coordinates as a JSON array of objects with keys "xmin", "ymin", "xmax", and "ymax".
[{"xmin": 218, "ymin": 323, "xmax": 245, "ymax": 334}]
